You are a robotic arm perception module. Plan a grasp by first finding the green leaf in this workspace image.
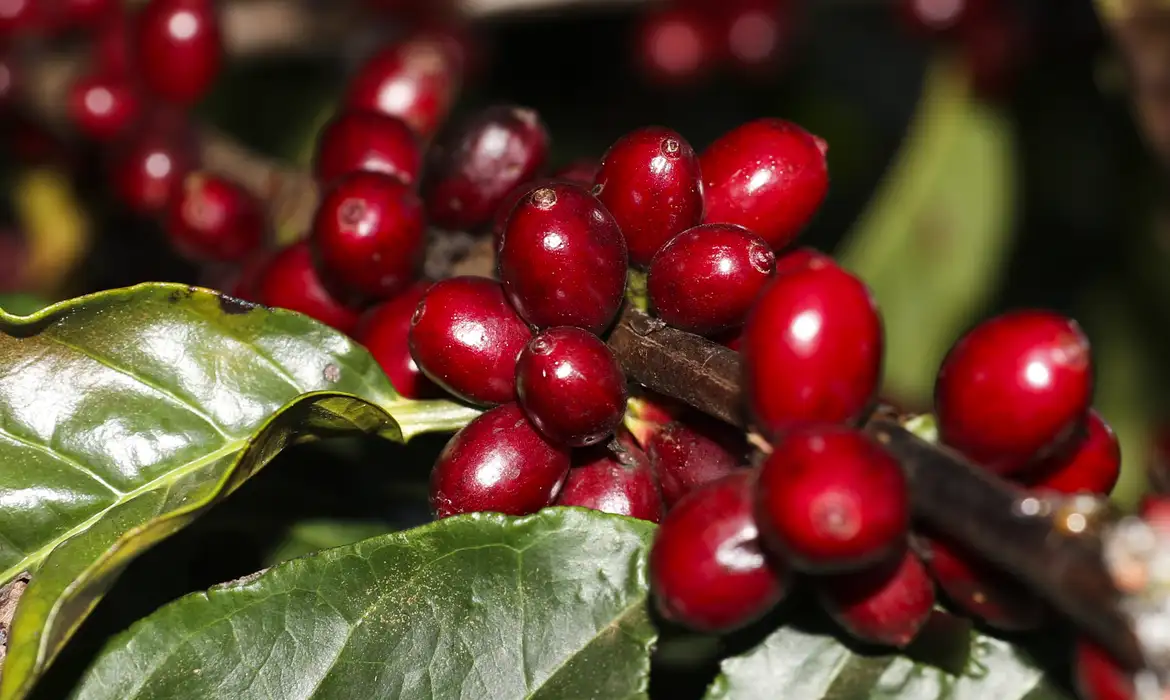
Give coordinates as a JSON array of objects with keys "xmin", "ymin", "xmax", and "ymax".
[
  {"xmin": 703, "ymin": 625, "xmax": 1070, "ymax": 700},
  {"xmin": 263, "ymin": 519, "xmax": 398, "ymax": 567},
  {"xmin": 0, "ymin": 294, "xmax": 50, "ymax": 316},
  {"xmin": 0, "ymin": 283, "xmax": 480, "ymax": 700},
  {"xmin": 69, "ymin": 508, "xmax": 657, "ymax": 700}
]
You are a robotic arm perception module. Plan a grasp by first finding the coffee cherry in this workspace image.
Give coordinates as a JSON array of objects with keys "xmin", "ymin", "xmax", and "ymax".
[
  {"xmin": 424, "ymin": 104, "xmax": 549, "ymax": 231},
  {"xmin": 1023, "ymin": 410, "xmax": 1120, "ymax": 496},
  {"xmin": 166, "ymin": 172, "xmax": 264, "ymax": 262},
  {"xmin": 515, "ymin": 327, "xmax": 628, "ymax": 447},
  {"xmin": 430, "ymin": 402, "xmax": 570, "ymax": 518},
  {"xmin": 498, "ymin": 183, "xmax": 628, "ymax": 334},
  {"xmin": 409, "ymin": 276, "xmax": 532, "ymax": 406},
  {"xmin": 774, "ymin": 246, "xmax": 832, "ymax": 275},
  {"xmin": 135, "ymin": 0, "xmax": 221, "ymax": 105},
  {"xmin": 58, "ymin": 0, "xmax": 118, "ymax": 29},
  {"xmin": 1074, "ymin": 640, "xmax": 1135, "ymax": 700},
  {"xmin": 353, "ymin": 282, "xmax": 441, "ymax": 400},
  {"xmin": 743, "ymin": 257, "xmax": 882, "ymax": 435},
  {"xmin": 634, "ymin": 6, "xmax": 718, "ymax": 87},
  {"xmin": 818, "ymin": 550, "xmax": 935, "ymax": 648},
  {"xmin": 67, "ymin": 72, "xmax": 140, "ymax": 141},
  {"xmin": 310, "ymin": 171, "xmax": 425, "ymax": 302},
  {"xmin": 648, "ymin": 223, "xmax": 774, "ymax": 335},
  {"xmin": 0, "ymin": 0, "xmax": 43, "ymax": 36},
  {"xmin": 757, "ymin": 427, "xmax": 908, "ymax": 573},
  {"xmin": 556, "ymin": 433, "xmax": 663, "ymax": 522},
  {"xmin": 934, "ymin": 310, "xmax": 1092, "ymax": 476},
  {"xmin": 595, "ymin": 126, "xmax": 703, "ymax": 267},
  {"xmin": 650, "ymin": 472, "xmax": 788, "ymax": 633},
  {"xmin": 922, "ymin": 535, "xmax": 1044, "ymax": 631},
  {"xmin": 107, "ymin": 118, "xmax": 196, "ymax": 215},
  {"xmin": 344, "ymin": 33, "xmax": 461, "ymax": 140},
  {"xmin": 314, "ymin": 110, "xmax": 422, "ymax": 187},
  {"xmin": 719, "ymin": 0, "xmax": 790, "ymax": 76},
  {"xmin": 646, "ymin": 419, "xmax": 745, "ymax": 508},
  {"xmin": 490, "ymin": 177, "xmax": 553, "ymax": 254},
  {"xmin": 256, "ymin": 242, "xmax": 361, "ymax": 334},
  {"xmin": 93, "ymin": 11, "xmax": 131, "ymax": 76},
  {"xmin": 701, "ymin": 118, "xmax": 829, "ymax": 250}
]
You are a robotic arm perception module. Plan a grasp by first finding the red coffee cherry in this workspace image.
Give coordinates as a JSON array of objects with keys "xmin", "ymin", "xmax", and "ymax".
[
  {"xmin": 634, "ymin": 6, "xmax": 718, "ymax": 87},
  {"xmin": 595, "ymin": 126, "xmax": 703, "ymax": 267},
  {"xmin": 701, "ymin": 118, "xmax": 829, "ymax": 250},
  {"xmin": 774, "ymin": 246, "xmax": 832, "ymax": 275},
  {"xmin": 256, "ymin": 242, "xmax": 362, "ymax": 334},
  {"xmin": 515, "ymin": 327, "xmax": 628, "ymax": 447},
  {"xmin": 719, "ymin": 0, "xmax": 790, "ymax": 76},
  {"xmin": 648, "ymin": 223, "xmax": 775, "ymax": 335},
  {"xmin": 344, "ymin": 33, "xmax": 461, "ymax": 140},
  {"xmin": 310, "ymin": 170, "xmax": 425, "ymax": 302},
  {"xmin": 650, "ymin": 472, "xmax": 789, "ymax": 633},
  {"xmin": 498, "ymin": 183, "xmax": 628, "ymax": 334},
  {"xmin": 490, "ymin": 177, "xmax": 555, "ymax": 254},
  {"xmin": 58, "ymin": 0, "xmax": 118, "ymax": 29},
  {"xmin": 314, "ymin": 110, "xmax": 422, "ymax": 187},
  {"xmin": 1074, "ymin": 640, "xmax": 1135, "ymax": 700},
  {"xmin": 934, "ymin": 310, "xmax": 1092, "ymax": 476},
  {"xmin": 353, "ymin": 282, "xmax": 442, "ymax": 400},
  {"xmin": 107, "ymin": 117, "xmax": 196, "ymax": 215},
  {"xmin": 67, "ymin": 72, "xmax": 140, "ymax": 141},
  {"xmin": 430, "ymin": 402, "xmax": 570, "ymax": 518},
  {"xmin": 166, "ymin": 172, "xmax": 265, "ymax": 262},
  {"xmin": 922, "ymin": 535, "xmax": 1044, "ymax": 631},
  {"xmin": 408, "ymin": 276, "xmax": 532, "ymax": 406},
  {"xmin": 756, "ymin": 426, "xmax": 908, "ymax": 573},
  {"xmin": 1023, "ymin": 410, "xmax": 1120, "ymax": 496},
  {"xmin": 647, "ymin": 418, "xmax": 745, "ymax": 508},
  {"xmin": 742, "ymin": 256, "xmax": 882, "ymax": 435},
  {"xmin": 93, "ymin": 11, "xmax": 132, "ymax": 76},
  {"xmin": 818, "ymin": 549, "xmax": 935, "ymax": 648},
  {"xmin": 423, "ymin": 104, "xmax": 550, "ymax": 231},
  {"xmin": 556, "ymin": 433, "xmax": 663, "ymax": 523},
  {"xmin": 135, "ymin": 0, "xmax": 222, "ymax": 106}
]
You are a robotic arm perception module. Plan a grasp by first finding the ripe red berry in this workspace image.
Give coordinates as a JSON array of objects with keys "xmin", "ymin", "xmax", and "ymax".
[
  {"xmin": 408, "ymin": 276, "xmax": 532, "ymax": 406},
  {"xmin": 818, "ymin": 549, "xmax": 935, "ymax": 648},
  {"xmin": 310, "ymin": 170, "xmax": 425, "ymax": 302},
  {"xmin": 1023, "ymin": 410, "xmax": 1120, "ymax": 496},
  {"xmin": 648, "ymin": 223, "xmax": 774, "ymax": 335},
  {"xmin": 595, "ymin": 126, "xmax": 703, "ymax": 267},
  {"xmin": 756, "ymin": 426, "xmax": 908, "ymax": 573},
  {"xmin": 646, "ymin": 419, "xmax": 745, "ymax": 508},
  {"xmin": 556, "ymin": 434, "xmax": 663, "ymax": 523},
  {"xmin": 701, "ymin": 118, "xmax": 829, "ymax": 250},
  {"xmin": 634, "ymin": 6, "xmax": 718, "ymax": 87},
  {"xmin": 58, "ymin": 0, "xmax": 118, "ymax": 29},
  {"xmin": 256, "ymin": 242, "xmax": 362, "ymax": 334},
  {"xmin": 135, "ymin": 0, "xmax": 222, "ymax": 106},
  {"xmin": 166, "ymin": 172, "xmax": 265, "ymax": 262},
  {"xmin": 93, "ymin": 11, "xmax": 132, "ymax": 76},
  {"xmin": 922, "ymin": 535, "xmax": 1044, "ymax": 631},
  {"xmin": 353, "ymin": 282, "xmax": 442, "ymax": 400},
  {"xmin": 650, "ymin": 472, "xmax": 788, "ymax": 633},
  {"xmin": 490, "ymin": 177, "xmax": 554, "ymax": 254},
  {"xmin": 344, "ymin": 33, "xmax": 461, "ymax": 140},
  {"xmin": 0, "ymin": 0, "xmax": 43, "ymax": 36},
  {"xmin": 423, "ymin": 105, "xmax": 550, "ymax": 231},
  {"xmin": 934, "ymin": 310, "xmax": 1092, "ymax": 476},
  {"xmin": 515, "ymin": 327, "xmax": 628, "ymax": 447},
  {"xmin": 742, "ymin": 257, "xmax": 882, "ymax": 435},
  {"xmin": 314, "ymin": 110, "xmax": 422, "ymax": 187},
  {"xmin": 107, "ymin": 118, "xmax": 196, "ymax": 215},
  {"xmin": 498, "ymin": 183, "xmax": 628, "ymax": 334},
  {"xmin": 66, "ymin": 72, "xmax": 140, "ymax": 141},
  {"xmin": 1074, "ymin": 640, "xmax": 1135, "ymax": 700},
  {"xmin": 430, "ymin": 402, "xmax": 570, "ymax": 518},
  {"xmin": 774, "ymin": 246, "xmax": 832, "ymax": 275},
  {"xmin": 719, "ymin": 0, "xmax": 790, "ymax": 76}
]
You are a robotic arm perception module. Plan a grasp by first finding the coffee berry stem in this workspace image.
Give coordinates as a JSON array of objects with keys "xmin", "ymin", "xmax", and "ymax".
[{"xmin": 607, "ymin": 305, "xmax": 1145, "ymax": 673}]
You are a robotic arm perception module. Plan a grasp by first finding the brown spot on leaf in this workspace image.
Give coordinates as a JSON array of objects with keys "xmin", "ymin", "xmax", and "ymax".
[{"xmin": 0, "ymin": 573, "xmax": 30, "ymax": 670}]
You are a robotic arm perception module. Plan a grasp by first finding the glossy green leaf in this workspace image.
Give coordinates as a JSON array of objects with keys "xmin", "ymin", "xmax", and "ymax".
[
  {"xmin": 704, "ymin": 625, "xmax": 1069, "ymax": 700},
  {"xmin": 0, "ymin": 283, "xmax": 480, "ymax": 700},
  {"xmin": 70, "ymin": 508, "xmax": 657, "ymax": 700},
  {"xmin": 0, "ymin": 294, "xmax": 50, "ymax": 316},
  {"xmin": 838, "ymin": 54, "xmax": 1018, "ymax": 408}
]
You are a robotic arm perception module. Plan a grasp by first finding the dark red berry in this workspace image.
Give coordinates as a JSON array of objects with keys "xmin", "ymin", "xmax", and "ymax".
[
  {"xmin": 701, "ymin": 118, "xmax": 829, "ymax": 250},
  {"xmin": 353, "ymin": 282, "xmax": 442, "ymax": 400},
  {"xmin": 314, "ymin": 110, "xmax": 422, "ymax": 187},
  {"xmin": 646, "ymin": 419, "xmax": 745, "ymax": 508},
  {"xmin": 922, "ymin": 535, "xmax": 1045, "ymax": 631},
  {"xmin": 0, "ymin": 0, "xmax": 43, "ymax": 36},
  {"xmin": 67, "ymin": 72, "xmax": 141, "ymax": 141},
  {"xmin": 818, "ymin": 549, "xmax": 935, "ymax": 648},
  {"xmin": 556, "ymin": 433, "xmax": 663, "ymax": 522},
  {"xmin": 310, "ymin": 170, "xmax": 425, "ymax": 302},
  {"xmin": 743, "ymin": 256, "xmax": 882, "ymax": 435},
  {"xmin": 595, "ymin": 126, "xmax": 703, "ymax": 267},
  {"xmin": 515, "ymin": 327, "xmax": 627, "ymax": 447},
  {"xmin": 935, "ymin": 310, "xmax": 1092, "ymax": 476},
  {"xmin": 650, "ymin": 472, "xmax": 788, "ymax": 633},
  {"xmin": 166, "ymin": 172, "xmax": 264, "ymax": 262},
  {"xmin": 774, "ymin": 246, "xmax": 832, "ymax": 275},
  {"xmin": 719, "ymin": 0, "xmax": 790, "ymax": 76},
  {"xmin": 634, "ymin": 6, "xmax": 718, "ymax": 87},
  {"xmin": 93, "ymin": 11, "xmax": 132, "ymax": 76},
  {"xmin": 648, "ymin": 223, "xmax": 774, "ymax": 335},
  {"xmin": 58, "ymin": 0, "xmax": 118, "ymax": 29},
  {"xmin": 1023, "ymin": 410, "xmax": 1120, "ymax": 496},
  {"xmin": 498, "ymin": 183, "xmax": 628, "ymax": 334},
  {"xmin": 490, "ymin": 177, "xmax": 552, "ymax": 254},
  {"xmin": 757, "ymin": 427, "xmax": 908, "ymax": 573},
  {"xmin": 344, "ymin": 33, "xmax": 461, "ymax": 140},
  {"xmin": 552, "ymin": 159, "xmax": 599, "ymax": 185},
  {"xmin": 430, "ymin": 402, "xmax": 570, "ymax": 518},
  {"xmin": 256, "ymin": 242, "xmax": 361, "ymax": 334},
  {"xmin": 423, "ymin": 104, "xmax": 549, "ymax": 231},
  {"xmin": 107, "ymin": 118, "xmax": 196, "ymax": 215},
  {"xmin": 408, "ymin": 276, "xmax": 532, "ymax": 406},
  {"xmin": 1074, "ymin": 640, "xmax": 1135, "ymax": 700},
  {"xmin": 898, "ymin": 0, "xmax": 990, "ymax": 36},
  {"xmin": 135, "ymin": 0, "xmax": 222, "ymax": 105}
]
